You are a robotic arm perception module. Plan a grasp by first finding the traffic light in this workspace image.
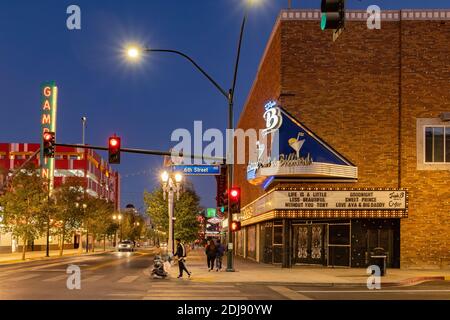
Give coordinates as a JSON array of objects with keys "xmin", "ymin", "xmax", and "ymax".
[
  {"xmin": 221, "ymin": 190, "xmax": 229, "ymax": 215},
  {"xmin": 42, "ymin": 131, "xmax": 55, "ymax": 158},
  {"xmin": 229, "ymin": 187, "xmax": 241, "ymax": 214},
  {"xmin": 231, "ymin": 221, "xmax": 241, "ymax": 232},
  {"xmin": 321, "ymin": 0, "xmax": 345, "ymax": 31},
  {"xmin": 108, "ymin": 136, "xmax": 121, "ymax": 164}
]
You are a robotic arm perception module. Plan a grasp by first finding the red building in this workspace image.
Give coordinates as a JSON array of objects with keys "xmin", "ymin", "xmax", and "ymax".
[{"xmin": 0, "ymin": 143, "xmax": 120, "ymax": 209}]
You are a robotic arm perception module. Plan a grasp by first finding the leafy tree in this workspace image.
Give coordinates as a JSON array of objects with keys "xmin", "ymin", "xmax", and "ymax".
[
  {"xmin": 53, "ymin": 177, "xmax": 85, "ymax": 256},
  {"xmin": 144, "ymin": 182, "xmax": 201, "ymax": 243},
  {"xmin": 87, "ymin": 197, "xmax": 115, "ymax": 252},
  {"xmin": 0, "ymin": 164, "xmax": 48, "ymax": 260}
]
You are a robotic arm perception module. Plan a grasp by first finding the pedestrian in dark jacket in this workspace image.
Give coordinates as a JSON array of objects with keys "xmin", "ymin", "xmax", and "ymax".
[
  {"xmin": 174, "ymin": 238, "xmax": 191, "ymax": 278},
  {"xmin": 205, "ymin": 239, "xmax": 217, "ymax": 271},
  {"xmin": 215, "ymin": 239, "xmax": 225, "ymax": 271}
]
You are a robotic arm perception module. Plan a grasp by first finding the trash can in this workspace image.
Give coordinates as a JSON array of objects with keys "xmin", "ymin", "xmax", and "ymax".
[{"xmin": 369, "ymin": 247, "xmax": 387, "ymax": 276}]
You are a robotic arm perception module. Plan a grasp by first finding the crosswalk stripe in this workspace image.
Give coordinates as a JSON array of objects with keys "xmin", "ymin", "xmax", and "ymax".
[
  {"xmin": 268, "ymin": 286, "xmax": 313, "ymax": 300},
  {"xmin": 146, "ymin": 290, "xmax": 241, "ymax": 294},
  {"xmin": 83, "ymin": 275, "xmax": 105, "ymax": 282},
  {"xmin": 8, "ymin": 274, "xmax": 40, "ymax": 282},
  {"xmin": 117, "ymin": 275, "xmax": 140, "ymax": 283},
  {"xmin": 43, "ymin": 275, "xmax": 68, "ymax": 282},
  {"xmin": 148, "ymin": 284, "xmax": 236, "ymax": 288},
  {"xmin": 143, "ymin": 297, "xmax": 249, "ymax": 300}
]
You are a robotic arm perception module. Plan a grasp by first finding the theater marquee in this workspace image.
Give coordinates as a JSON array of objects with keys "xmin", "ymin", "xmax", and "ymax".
[{"xmin": 241, "ymin": 188, "xmax": 408, "ymax": 225}]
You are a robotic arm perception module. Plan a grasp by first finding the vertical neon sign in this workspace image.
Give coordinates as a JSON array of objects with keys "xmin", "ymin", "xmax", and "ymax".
[{"xmin": 40, "ymin": 81, "xmax": 58, "ymax": 193}]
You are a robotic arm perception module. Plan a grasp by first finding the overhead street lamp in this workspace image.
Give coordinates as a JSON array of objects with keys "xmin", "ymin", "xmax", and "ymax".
[
  {"xmin": 113, "ymin": 213, "xmax": 123, "ymax": 243},
  {"xmin": 124, "ymin": 0, "xmax": 261, "ymax": 271},
  {"xmin": 161, "ymin": 170, "xmax": 183, "ymax": 255}
]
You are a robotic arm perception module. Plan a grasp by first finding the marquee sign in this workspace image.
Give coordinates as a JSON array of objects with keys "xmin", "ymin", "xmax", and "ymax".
[
  {"xmin": 40, "ymin": 81, "xmax": 58, "ymax": 192},
  {"xmin": 247, "ymin": 101, "xmax": 358, "ymax": 186},
  {"xmin": 240, "ymin": 188, "xmax": 409, "ymax": 222}
]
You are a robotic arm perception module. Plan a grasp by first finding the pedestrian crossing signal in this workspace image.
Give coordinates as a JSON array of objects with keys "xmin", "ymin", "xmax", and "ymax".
[
  {"xmin": 108, "ymin": 136, "xmax": 121, "ymax": 164},
  {"xmin": 43, "ymin": 132, "xmax": 55, "ymax": 158}
]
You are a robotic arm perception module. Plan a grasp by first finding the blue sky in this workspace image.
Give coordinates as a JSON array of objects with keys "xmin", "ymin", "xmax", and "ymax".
[{"xmin": 1, "ymin": 0, "xmax": 449, "ymax": 211}]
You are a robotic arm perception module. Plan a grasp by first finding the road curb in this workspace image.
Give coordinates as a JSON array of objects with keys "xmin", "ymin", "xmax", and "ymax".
[{"xmin": 0, "ymin": 249, "xmax": 115, "ymax": 266}]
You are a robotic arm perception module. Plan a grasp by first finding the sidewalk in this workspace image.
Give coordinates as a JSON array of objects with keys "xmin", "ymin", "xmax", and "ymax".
[
  {"xmin": 180, "ymin": 248, "xmax": 450, "ymax": 286},
  {"xmin": 0, "ymin": 247, "xmax": 114, "ymax": 265}
]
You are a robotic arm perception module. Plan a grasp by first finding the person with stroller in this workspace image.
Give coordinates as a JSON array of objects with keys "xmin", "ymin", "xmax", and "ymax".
[
  {"xmin": 205, "ymin": 239, "xmax": 217, "ymax": 272},
  {"xmin": 215, "ymin": 239, "xmax": 225, "ymax": 271},
  {"xmin": 173, "ymin": 238, "xmax": 191, "ymax": 279}
]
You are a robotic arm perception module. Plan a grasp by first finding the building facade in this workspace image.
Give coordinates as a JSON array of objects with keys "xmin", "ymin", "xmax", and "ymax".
[
  {"xmin": 0, "ymin": 142, "xmax": 120, "ymax": 253},
  {"xmin": 234, "ymin": 9, "xmax": 450, "ymax": 269}
]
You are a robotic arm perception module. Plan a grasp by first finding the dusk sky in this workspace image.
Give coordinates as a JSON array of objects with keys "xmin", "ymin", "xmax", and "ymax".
[{"xmin": 1, "ymin": 0, "xmax": 449, "ymax": 211}]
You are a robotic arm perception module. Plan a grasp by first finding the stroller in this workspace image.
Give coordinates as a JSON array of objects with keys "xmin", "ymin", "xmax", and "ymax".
[{"xmin": 151, "ymin": 254, "xmax": 172, "ymax": 279}]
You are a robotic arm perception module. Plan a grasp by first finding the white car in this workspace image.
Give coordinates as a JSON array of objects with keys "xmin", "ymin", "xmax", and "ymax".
[{"xmin": 117, "ymin": 240, "xmax": 135, "ymax": 252}]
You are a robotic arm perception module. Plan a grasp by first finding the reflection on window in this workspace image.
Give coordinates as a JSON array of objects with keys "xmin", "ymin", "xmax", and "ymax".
[{"xmin": 425, "ymin": 126, "xmax": 450, "ymax": 163}]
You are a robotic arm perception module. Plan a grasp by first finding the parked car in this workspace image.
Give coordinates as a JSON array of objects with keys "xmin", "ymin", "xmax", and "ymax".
[{"xmin": 117, "ymin": 240, "xmax": 135, "ymax": 252}]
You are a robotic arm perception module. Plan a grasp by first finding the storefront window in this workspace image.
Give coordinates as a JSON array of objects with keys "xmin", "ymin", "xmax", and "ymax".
[
  {"xmin": 260, "ymin": 223, "xmax": 273, "ymax": 264},
  {"xmin": 425, "ymin": 126, "xmax": 450, "ymax": 163},
  {"xmin": 246, "ymin": 225, "xmax": 256, "ymax": 260},
  {"xmin": 273, "ymin": 226, "xmax": 283, "ymax": 245}
]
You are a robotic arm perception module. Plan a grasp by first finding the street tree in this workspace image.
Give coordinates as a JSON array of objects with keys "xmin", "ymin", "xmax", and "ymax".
[
  {"xmin": 53, "ymin": 177, "xmax": 85, "ymax": 256},
  {"xmin": 87, "ymin": 197, "xmax": 115, "ymax": 252},
  {"xmin": 144, "ymin": 182, "xmax": 201, "ymax": 244},
  {"xmin": 0, "ymin": 164, "xmax": 48, "ymax": 260}
]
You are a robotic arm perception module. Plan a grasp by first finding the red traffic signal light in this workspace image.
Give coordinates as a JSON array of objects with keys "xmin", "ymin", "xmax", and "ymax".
[
  {"xmin": 229, "ymin": 187, "xmax": 241, "ymax": 214},
  {"xmin": 109, "ymin": 138, "xmax": 119, "ymax": 147},
  {"xmin": 231, "ymin": 221, "xmax": 241, "ymax": 232},
  {"xmin": 42, "ymin": 131, "xmax": 55, "ymax": 158},
  {"xmin": 230, "ymin": 188, "xmax": 239, "ymax": 199},
  {"xmin": 108, "ymin": 136, "xmax": 121, "ymax": 164}
]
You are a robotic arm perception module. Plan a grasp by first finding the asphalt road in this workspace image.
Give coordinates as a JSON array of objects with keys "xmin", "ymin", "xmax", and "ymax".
[{"xmin": 0, "ymin": 249, "xmax": 449, "ymax": 300}]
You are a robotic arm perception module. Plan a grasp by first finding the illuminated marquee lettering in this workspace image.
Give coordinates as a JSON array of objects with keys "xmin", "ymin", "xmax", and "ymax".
[
  {"xmin": 43, "ymin": 86, "xmax": 52, "ymax": 97},
  {"xmin": 39, "ymin": 81, "xmax": 58, "ymax": 193},
  {"xmin": 42, "ymin": 114, "xmax": 51, "ymax": 124},
  {"xmin": 43, "ymin": 100, "xmax": 51, "ymax": 110}
]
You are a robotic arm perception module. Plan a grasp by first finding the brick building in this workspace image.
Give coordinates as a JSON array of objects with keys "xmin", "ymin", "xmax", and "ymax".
[
  {"xmin": 234, "ymin": 9, "xmax": 450, "ymax": 269},
  {"xmin": 0, "ymin": 143, "xmax": 120, "ymax": 253}
]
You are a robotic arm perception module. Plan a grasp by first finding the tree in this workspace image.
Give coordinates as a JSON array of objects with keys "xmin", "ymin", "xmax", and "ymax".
[
  {"xmin": 87, "ymin": 197, "xmax": 115, "ymax": 252},
  {"xmin": 53, "ymin": 177, "xmax": 85, "ymax": 256},
  {"xmin": 0, "ymin": 164, "xmax": 48, "ymax": 260},
  {"xmin": 144, "ymin": 182, "xmax": 201, "ymax": 244}
]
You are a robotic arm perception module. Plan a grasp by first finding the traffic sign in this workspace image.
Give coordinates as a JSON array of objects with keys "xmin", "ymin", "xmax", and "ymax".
[{"xmin": 172, "ymin": 165, "xmax": 221, "ymax": 175}]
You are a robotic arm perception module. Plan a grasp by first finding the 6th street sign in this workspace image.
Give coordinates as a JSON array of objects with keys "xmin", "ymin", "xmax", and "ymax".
[{"xmin": 172, "ymin": 165, "xmax": 221, "ymax": 176}]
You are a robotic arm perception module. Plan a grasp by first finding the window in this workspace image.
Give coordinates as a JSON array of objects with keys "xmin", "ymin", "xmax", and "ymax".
[{"xmin": 425, "ymin": 126, "xmax": 450, "ymax": 163}]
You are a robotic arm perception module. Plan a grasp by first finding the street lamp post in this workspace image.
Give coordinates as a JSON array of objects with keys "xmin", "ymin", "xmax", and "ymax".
[
  {"xmin": 113, "ymin": 214, "xmax": 123, "ymax": 243},
  {"xmin": 124, "ymin": 1, "xmax": 259, "ymax": 271},
  {"xmin": 161, "ymin": 171, "xmax": 183, "ymax": 255},
  {"xmin": 81, "ymin": 116, "xmax": 87, "ymax": 145}
]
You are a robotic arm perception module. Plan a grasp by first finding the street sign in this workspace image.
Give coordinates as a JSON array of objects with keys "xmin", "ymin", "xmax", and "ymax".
[
  {"xmin": 206, "ymin": 208, "xmax": 217, "ymax": 218},
  {"xmin": 172, "ymin": 164, "xmax": 221, "ymax": 176}
]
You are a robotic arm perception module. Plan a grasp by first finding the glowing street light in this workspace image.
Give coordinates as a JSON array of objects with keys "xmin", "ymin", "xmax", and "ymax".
[{"xmin": 126, "ymin": 46, "xmax": 141, "ymax": 60}]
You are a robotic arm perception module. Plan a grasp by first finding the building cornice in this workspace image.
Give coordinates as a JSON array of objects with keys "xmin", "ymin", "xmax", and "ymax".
[{"xmin": 280, "ymin": 9, "xmax": 450, "ymax": 21}]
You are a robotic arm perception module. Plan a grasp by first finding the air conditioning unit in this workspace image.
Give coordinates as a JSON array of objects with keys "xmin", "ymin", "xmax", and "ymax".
[{"xmin": 439, "ymin": 112, "xmax": 450, "ymax": 122}]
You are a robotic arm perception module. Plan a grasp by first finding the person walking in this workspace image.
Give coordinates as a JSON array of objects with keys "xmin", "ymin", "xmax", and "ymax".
[
  {"xmin": 174, "ymin": 238, "xmax": 191, "ymax": 279},
  {"xmin": 205, "ymin": 239, "xmax": 217, "ymax": 271},
  {"xmin": 215, "ymin": 239, "xmax": 225, "ymax": 271}
]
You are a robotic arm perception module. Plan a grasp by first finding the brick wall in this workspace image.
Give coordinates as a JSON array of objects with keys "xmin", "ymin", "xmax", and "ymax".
[{"xmin": 236, "ymin": 10, "xmax": 450, "ymax": 268}]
